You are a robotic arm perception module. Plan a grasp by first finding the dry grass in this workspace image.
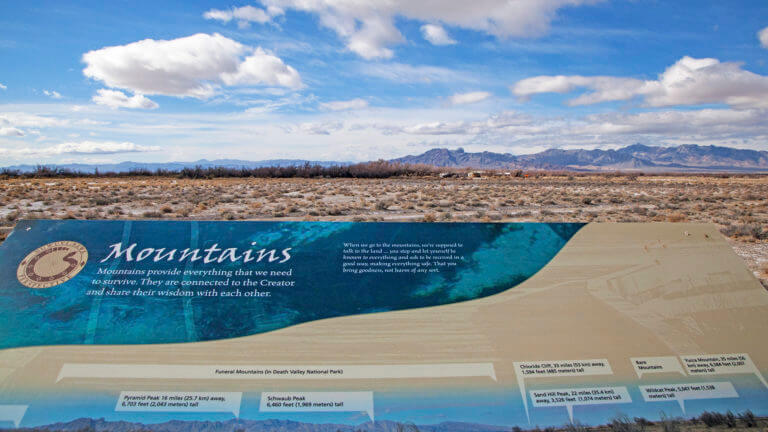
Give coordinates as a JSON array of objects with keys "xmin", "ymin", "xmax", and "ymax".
[{"xmin": 0, "ymin": 174, "xmax": 765, "ymax": 285}]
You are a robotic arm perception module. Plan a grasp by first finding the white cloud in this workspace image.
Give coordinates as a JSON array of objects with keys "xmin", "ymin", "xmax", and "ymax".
[
  {"xmin": 240, "ymin": 92, "xmax": 317, "ymax": 114},
  {"xmin": 575, "ymin": 108, "xmax": 768, "ymax": 136},
  {"xmin": 203, "ymin": 8, "xmax": 236, "ymax": 22},
  {"xmin": 0, "ymin": 83, "xmax": 6, "ymax": 90},
  {"xmin": 0, "ymin": 141, "xmax": 160, "ymax": 157},
  {"xmin": 4, "ymin": 102, "xmax": 765, "ymax": 165},
  {"xmin": 759, "ymin": 26, "xmax": 768, "ymax": 49},
  {"xmin": 512, "ymin": 56, "xmax": 768, "ymax": 109},
  {"xmin": 295, "ymin": 121, "xmax": 344, "ymax": 135},
  {"xmin": 348, "ymin": 106, "xmax": 768, "ymax": 153},
  {"xmin": 92, "ymin": 89, "xmax": 159, "ymax": 110},
  {"xmin": 76, "ymin": 118, "xmax": 111, "ymax": 126},
  {"xmin": 401, "ymin": 121, "xmax": 471, "ymax": 135},
  {"xmin": 513, "ymin": 75, "xmax": 647, "ymax": 105},
  {"xmin": 217, "ymin": 0, "xmax": 603, "ymax": 59},
  {"xmin": 82, "ymin": 33, "xmax": 302, "ymax": 100},
  {"xmin": 379, "ymin": 111, "xmax": 538, "ymax": 136},
  {"xmin": 43, "ymin": 90, "xmax": 63, "ymax": 99},
  {"xmin": 421, "ymin": 24, "xmax": 456, "ymax": 46},
  {"xmin": 320, "ymin": 98, "xmax": 369, "ymax": 111},
  {"xmin": 644, "ymin": 57, "xmax": 768, "ymax": 108},
  {"xmin": 359, "ymin": 62, "xmax": 477, "ymax": 84},
  {"xmin": 204, "ymin": 5, "xmax": 282, "ymax": 28},
  {"xmin": 450, "ymin": 91, "xmax": 491, "ymax": 105},
  {"xmin": 347, "ymin": 15, "xmax": 404, "ymax": 59},
  {"xmin": 220, "ymin": 48, "xmax": 303, "ymax": 88},
  {"xmin": 0, "ymin": 112, "xmax": 67, "ymax": 128},
  {"xmin": 0, "ymin": 127, "xmax": 24, "ymax": 137}
]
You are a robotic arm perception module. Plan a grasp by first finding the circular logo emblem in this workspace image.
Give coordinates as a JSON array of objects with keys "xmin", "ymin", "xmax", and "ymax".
[{"xmin": 17, "ymin": 241, "xmax": 88, "ymax": 289}]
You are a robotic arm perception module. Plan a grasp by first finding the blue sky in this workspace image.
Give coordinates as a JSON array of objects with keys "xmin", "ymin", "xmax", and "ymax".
[{"xmin": 0, "ymin": 0, "xmax": 767, "ymax": 164}]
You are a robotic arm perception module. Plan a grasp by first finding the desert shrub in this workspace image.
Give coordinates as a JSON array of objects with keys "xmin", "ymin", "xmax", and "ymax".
[
  {"xmin": 659, "ymin": 413, "xmax": 680, "ymax": 432},
  {"xmin": 700, "ymin": 411, "xmax": 727, "ymax": 427},
  {"xmin": 667, "ymin": 212, "xmax": 688, "ymax": 222},
  {"xmin": 564, "ymin": 421, "xmax": 590, "ymax": 432},
  {"xmin": 220, "ymin": 210, "xmax": 237, "ymax": 220},
  {"xmin": 738, "ymin": 410, "xmax": 757, "ymax": 427},
  {"xmin": 720, "ymin": 224, "xmax": 768, "ymax": 241},
  {"xmin": 4, "ymin": 210, "xmax": 20, "ymax": 222},
  {"xmin": 610, "ymin": 415, "xmax": 643, "ymax": 432},
  {"xmin": 326, "ymin": 206, "xmax": 343, "ymax": 216},
  {"xmin": 488, "ymin": 212, "xmax": 503, "ymax": 221},
  {"xmin": 90, "ymin": 197, "xmax": 114, "ymax": 206},
  {"xmin": 0, "ymin": 161, "xmax": 438, "ymax": 180},
  {"xmin": 634, "ymin": 417, "xmax": 654, "ymax": 427},
  {"xmin": 608, "ymin": 415, "xmax": 644, "ymax": 432}
]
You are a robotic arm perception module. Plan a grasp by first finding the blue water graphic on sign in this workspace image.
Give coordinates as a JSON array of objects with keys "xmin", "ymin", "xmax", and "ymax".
[{"xmin": 0, "ymin": 220, "xmax": 584, "ymax": 348}]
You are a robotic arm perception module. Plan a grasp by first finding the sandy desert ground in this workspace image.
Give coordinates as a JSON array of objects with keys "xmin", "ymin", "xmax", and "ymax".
[{"xmin": 0, "ymin": 174, "xmax": 765, "ymax": 287}]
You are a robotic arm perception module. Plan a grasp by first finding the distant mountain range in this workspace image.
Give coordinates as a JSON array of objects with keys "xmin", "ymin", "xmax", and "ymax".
[
  {"xmin": 13, "ymin": 417, "xmax": 514, "ymax": 432},
  {"xmin": 392, "ymin": 144, "xmax": 768, "ymax": 172},
  {"xmin": 3, "ymin": 144, "xmax": 767, "ymax": 173}
]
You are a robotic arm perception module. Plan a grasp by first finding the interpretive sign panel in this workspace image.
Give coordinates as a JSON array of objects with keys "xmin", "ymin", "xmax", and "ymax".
[{"xmin": 0, "ymin": 220, "xmax": 766, "ymax": 430}]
